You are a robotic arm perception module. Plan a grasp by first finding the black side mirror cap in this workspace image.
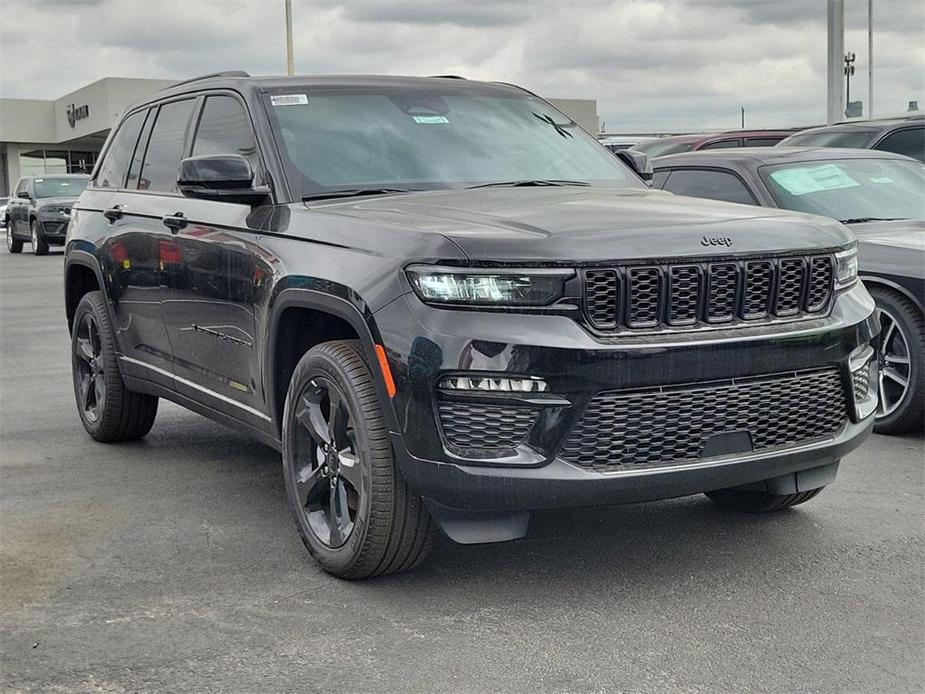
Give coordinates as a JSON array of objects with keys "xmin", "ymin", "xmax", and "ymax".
[
  {"xmin": 615, "ymin": 150, "xmax": 653, "ymax": 183},
  {"xmin": 177, "ymin": 154, "xmax": 269, "ymax": 205}
]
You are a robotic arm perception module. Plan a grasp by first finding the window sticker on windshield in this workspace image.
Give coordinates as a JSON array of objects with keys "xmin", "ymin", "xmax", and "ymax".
[
  {"xmin": 412, "ymin": 115, "xmax": 449, "ymax": 124},
  {"xmin": 869, "ymin": 176, "xmax": 894, "ymax": 184},
  {"xmin": 271, "ymin": 94, "xmax": 308, "ymax": 106},
  {"xmin": 769, "ymin": 164, "xmax": 860, "ymax": 196}
]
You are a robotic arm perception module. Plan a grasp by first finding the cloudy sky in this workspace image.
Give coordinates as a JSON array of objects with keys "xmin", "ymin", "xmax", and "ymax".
[{"xmin": 1, "ymin": 0, "xmax": 922, "ymax": 131}]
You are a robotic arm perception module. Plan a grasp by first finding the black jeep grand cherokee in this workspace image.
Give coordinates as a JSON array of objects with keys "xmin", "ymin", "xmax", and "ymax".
[{"xmin": 65, "ymin": 73, "xmax": 879, "ymax": 578}]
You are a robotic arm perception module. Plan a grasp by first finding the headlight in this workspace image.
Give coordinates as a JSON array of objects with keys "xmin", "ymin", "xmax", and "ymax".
[
  {"xmin": 834, "ymin": 245, "xmax": 858, "ymax": 289},
  {"xmin": 406, "ymin": 266, "xmax": 573, "ymax": 306}
]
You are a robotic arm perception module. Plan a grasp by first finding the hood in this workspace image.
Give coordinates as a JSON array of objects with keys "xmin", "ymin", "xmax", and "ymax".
[
  {"xmin": 319, "ymin": 187, "xmax": 854, "ymax": 262},
  {"xmin": 849, "ymin": 219, "xmax": 925, "ymax": 252},
  {"xmin": 35, "ymin": 196, "xmax": 79, "ymax": 208}
]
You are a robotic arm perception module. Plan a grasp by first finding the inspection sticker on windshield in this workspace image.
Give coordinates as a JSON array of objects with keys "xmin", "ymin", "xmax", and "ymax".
[
  {"xmin": 769, "ymin": 164, "xmax": 860, "ymax": 196},
  {"xmin": 271, "ymin": 94, "xmax": 308, "ymax": 106},
  {"xmin": 412, "ymin": 115, "xmax": 449, "ymax": 124}
]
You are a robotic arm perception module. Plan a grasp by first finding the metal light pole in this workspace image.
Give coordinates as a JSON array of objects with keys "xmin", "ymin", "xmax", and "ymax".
[
  {"xmin": 285, "ymin": 0, "xmax": 294, "ymax": 76},
  {"xmin": 826, "ymin": 0, "xmax": 845, "ymax": 124},
  {"xmin": 868, "ymin": 0, "xmax": 874, "ymax": 118},
  {"xmin": 844, "ymin": 51, "xmax": 856, "ymax": 108}
]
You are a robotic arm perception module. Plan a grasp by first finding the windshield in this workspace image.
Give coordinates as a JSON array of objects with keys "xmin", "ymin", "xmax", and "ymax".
[
  {"xmin": 779, "ymin": 130, "xmax": 875, "ymax": 148},
  {"xmin": 761, "ymin": 158, "xmax": 925, "ymax": 222},
  {"xmin": 264, "ymin": 85, "xmax": 643, "ymax": 198},
  {"xmin": 33, "ymin": 177, "xmax": 88, "ymax": 198},
  {"xmin": 632, "ymin": 138, "xmax": 696, "ymax": 158}
]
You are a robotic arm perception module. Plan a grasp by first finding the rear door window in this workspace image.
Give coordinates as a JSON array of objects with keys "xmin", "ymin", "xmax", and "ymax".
[
  {"xmin": 94, "ymin": 109, "xmax": 148, "ymax": 189},
  {"xmin": 744, "ymin": 137, "xmax": 784, "ymax": 147},
  {"xmin": 700, "ymin": 139, "xmax": 742, "ymax": 150},
  {"xmin": 136, "ymin": 99, "xmax": 197, "ymax": 192},
  {"xmin": 661, "ymin": 169, "xmax": 757, "ymax": 205}
]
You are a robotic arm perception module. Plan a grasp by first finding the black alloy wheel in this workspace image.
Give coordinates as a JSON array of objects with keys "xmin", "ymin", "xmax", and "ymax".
[
  {"xmin": 291, "ymin": 376, "xmax": 363, "ymax": 549},
  {"xmin": 6, "ymin": 224, "xmax": 22, "ymax": 253},
  {"xmin": 74, "ymin": 311, "xmax": 106, "ymax": 424},
  {"xmin": 31, "ymin": 219, "xmax": 48, "ymax": 255},
  {"xmin": 877, "ymin": 305, "xmax": 913, "ymax": 419}
]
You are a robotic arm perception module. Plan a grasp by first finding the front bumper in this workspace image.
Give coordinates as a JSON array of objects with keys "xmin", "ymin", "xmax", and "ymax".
[{"xmin": 374, "ymin": 283, "xmax": 878, "ymax": 535}]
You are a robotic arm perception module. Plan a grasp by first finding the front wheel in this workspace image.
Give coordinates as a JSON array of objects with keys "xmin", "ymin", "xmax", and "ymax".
[
  {"xmin": 705, "ymin": 486, "xmax": 824, "ymax": 513},
  {"xmin": 6, "ymin": 224, "xmax": 22, "ymax": 253},
  {"xmin": 282, "ymin": 340, "xmax": 436, "ymax": 579},
  {"xmin": 870, "ymin": 287, "xmax": 924, "ymax": 435},
  {"xmin": 30, "ymin": 219, "xmax": 48, "ymax": 255}
]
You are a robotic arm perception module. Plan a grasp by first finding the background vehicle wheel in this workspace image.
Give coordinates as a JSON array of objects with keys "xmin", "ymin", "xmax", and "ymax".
[
  {"xmin": 6, "ymin": 225, "xmax": 22, "ymax": 253},
  {"xmin": 282, "ymin": 340, "xmax": 436, "ymax": 579},
  {"xmin": 30, "ymin": 219, "xmax": 49, "ymax": 256},
  {"xmin": 870, "ymin": 287, "xmax": 924, "ymax": 435},
  {"xmin": 705, "ymin": 486, "xmax": 825, "ymax": 513},
  {"xmin": 71, "ymin": 291, "xmax": 158, "ymax": 442}
]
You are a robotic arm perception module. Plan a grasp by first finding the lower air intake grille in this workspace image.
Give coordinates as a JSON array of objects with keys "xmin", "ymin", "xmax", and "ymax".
[
  {"xmin": 852, "ymin": 363, "xmax": 871, "ymax": 402},
  {"xmin": 438, "ymin": 401, "xmax": 537, "ymax": 452},
  {"xmin": 559, "ymin": 368, "xmax": 847, "ymax": 472}
]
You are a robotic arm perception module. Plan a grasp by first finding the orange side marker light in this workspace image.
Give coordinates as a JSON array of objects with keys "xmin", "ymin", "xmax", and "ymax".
[{"xmin": 374, "ymin": 344, "xmax": 397, "ymax": 398}]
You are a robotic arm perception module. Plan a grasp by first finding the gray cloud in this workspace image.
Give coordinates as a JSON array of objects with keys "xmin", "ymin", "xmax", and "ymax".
[{"xmin": 0, "ymin": 0, "xmax": 921, "ymax": 132}]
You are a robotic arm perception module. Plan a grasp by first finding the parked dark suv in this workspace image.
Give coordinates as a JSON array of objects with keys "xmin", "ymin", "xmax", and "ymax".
[
  {"xmin": 65, "ymin": 72, "xmax": 879, "ymax": 578},
  {"xmin": 6, "ymin": 174, "xmax": 89, "ymax": 254}
]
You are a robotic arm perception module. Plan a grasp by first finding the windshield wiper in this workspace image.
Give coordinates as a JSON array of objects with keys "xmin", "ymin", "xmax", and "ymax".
[
  {"xmin": 839, "ymin": 217, "xmax": 903, "ymax": 224},
  {"xmin": 302, "ymin": 187, "xmax": 414, "ymax": 202},
  {"xmin": 467, "ymin": 179, "xmax": 592, "ymax": 189}
]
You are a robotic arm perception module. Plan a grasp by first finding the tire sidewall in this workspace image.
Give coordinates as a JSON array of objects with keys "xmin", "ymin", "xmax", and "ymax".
[
  {"xmin": 71, "ymin": 292, "xmax": 120, "ymax": 437},
  {"xmin": 281, "ymin": 348, "xmax": 381, "ymax": 575}
]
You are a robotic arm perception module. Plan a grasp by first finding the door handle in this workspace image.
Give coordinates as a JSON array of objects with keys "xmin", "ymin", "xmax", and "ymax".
[
  {"xmin": 162, "ymin": 212, "xmax": 187, "ymax": 234},
  {"xmin": 103, "ymin": 205, "xmax": 125, "ymax": 222}
]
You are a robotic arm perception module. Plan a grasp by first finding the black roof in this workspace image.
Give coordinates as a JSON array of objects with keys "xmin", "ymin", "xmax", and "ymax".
[{"xmin": 653, "ymin": 146, "xmax": 916, "ymax": 168}]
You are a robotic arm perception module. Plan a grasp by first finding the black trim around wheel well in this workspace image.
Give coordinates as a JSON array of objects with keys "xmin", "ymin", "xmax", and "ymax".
[
  {"xmin": 64, "ymin": 250, "xmax": 108, "ymax": 332},
  {"xmin": 861, "ymin": 274, "xmax": 924, "ymax": 315},
  {"xmin": 265, "ymin": 288, "xmax": 398, "ymax": 436}
]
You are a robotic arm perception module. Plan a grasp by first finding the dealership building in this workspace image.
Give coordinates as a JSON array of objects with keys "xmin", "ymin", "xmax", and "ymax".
[{"xmin": 0, "ymin": 76, "xmax": 598, "ymax": 196}]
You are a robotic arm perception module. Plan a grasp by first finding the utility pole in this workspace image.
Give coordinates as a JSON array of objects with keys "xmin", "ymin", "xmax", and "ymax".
[
  {"xmin": 827, "ymin": 0, "xmax": 845, "ymax": 124},
  {"xmin": 285, "ymin": 0, "xmax": 294, "ymax": 76},
  {"xmin": 868, "ymin": 0, "xmax": 874, "ymax": 118},
  {"xmin": 740, "ymin": 106, "xmax": 745, "ymax": 129},
  {"xmin": 844, "ymin": 51, "xmax": 856, "ymax": 109}
]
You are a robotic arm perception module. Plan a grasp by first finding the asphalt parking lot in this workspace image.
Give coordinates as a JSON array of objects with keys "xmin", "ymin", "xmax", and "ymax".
[{"xmin": 0, "ymin": 248, "xmax": 922, "ymax": 693}]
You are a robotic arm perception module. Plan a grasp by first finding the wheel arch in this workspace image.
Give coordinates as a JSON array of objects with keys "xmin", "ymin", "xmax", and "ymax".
[
  {"xmin": 64, "ymin": 251, "xmax": 107, "ymax": 333},
  {"xmin": 266, "ymin": 287, "xmax": 398, "ymax": 437},
  {"xmin": 861, "ymin": 274, "xmax": 924, "ymax": 316}
]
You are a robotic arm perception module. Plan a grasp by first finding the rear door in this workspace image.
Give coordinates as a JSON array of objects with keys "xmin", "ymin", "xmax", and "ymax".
[
  {"xmin": 158, "ymin": 92, "xmax": 272, "ymax": 426},
  {"xmin": 94, "ymin": 98, "xmax": 199, "ymax": 384}
]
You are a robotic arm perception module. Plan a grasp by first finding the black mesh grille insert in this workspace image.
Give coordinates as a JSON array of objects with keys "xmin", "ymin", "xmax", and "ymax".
[
  {"xmin": 808, "ymin": 257, "xmax": 834, "ymax": 311},
  {"xmin": 584, "ymin": 269, "xmax": 619, "ymax": 328},
  {"xmin": 852, "ymin": 363, "xmax": 871, "ymax": 402},
  {"xmin": 776, "ymin": 258, "xmax": 806, "ymax": 316},
  {"xmin": 707, "ymin": 263, "xmax": 738, "ymax": 322},
  {"xmin": 559, "ymin": 369, "xmax": 847, "ymax": 472},
  {"xmin": 438, "ymin": 401, "xmax": 537, "ymax": 452},
  {"xmin": 627, "ymin": 267, "xmax": 662, "ymax": 326},
  {"xmin": 669, "ymin": 265, "xmax": 701, "ymax": 324},
  {"xmin": 582, "ymin": 253, "xmax": 835, "ymax": 333}
]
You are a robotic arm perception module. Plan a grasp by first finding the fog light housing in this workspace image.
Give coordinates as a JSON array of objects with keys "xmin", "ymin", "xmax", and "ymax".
[
  {"xmin": 849, "ymin": 345, "xmax": 878, "ymax": 420},
  {"xmin": 439, "ymin": 376, "xmax": 549, "ymax": 393}
]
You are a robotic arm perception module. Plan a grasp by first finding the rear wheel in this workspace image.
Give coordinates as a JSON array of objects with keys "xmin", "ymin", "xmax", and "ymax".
[
  {"xmin": 706, "ymin": 486, "xmax": 825, "ymax": 513},
  {"xmin": 6, "ymin": 225, "xmax": 22, "ymax": 253},
  {"xmin": 71, "ymin": 291, "xmax": 159, "ymax": 442},
  {"xmin": 870, "ymin": 287, "xmax": 924, "ymax": 434},
  {"xmin": 30, "ymin": 219, "xmax": 48, "ymax": 256},
  {"xmin": 282, "ymin": 340, "xmax": 436, "ymax": 579}
]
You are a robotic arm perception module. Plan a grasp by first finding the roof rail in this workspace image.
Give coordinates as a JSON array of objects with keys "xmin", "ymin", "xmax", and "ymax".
[
  {"xmin": 429, "ymin": 75, "xmax": 467, "ymax": 80},
  {"xmin": 163, "ymin": 70, "xmax": 251, "ymax": 90}
]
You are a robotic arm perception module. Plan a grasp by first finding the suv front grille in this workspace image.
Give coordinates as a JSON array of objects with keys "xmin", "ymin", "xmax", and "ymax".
[
  {"xmin": 559, "ymin": 368, "xmax": 847, "ymax": 472},
  {"xmin": 582, "ymin": 254, "xmax": 835, "ymax": 332},
  {"xmin": 438, "ymin": 401, "xmax": 537, "ymax": 453}
]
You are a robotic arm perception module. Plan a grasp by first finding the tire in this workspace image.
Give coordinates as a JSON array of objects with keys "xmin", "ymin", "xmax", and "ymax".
[
  {"xmin": 71, "ymin": 291, "xmax": 159, "ymax": 442},
  {"xmin": 282, "ymin": 340, "xmax": 436, "ymax": 579},
  {"xmin": 6, "ymin": 224, "xmax": 22, "ymax": 253},
  {"xmin": 30, "ymin": 218, "xmax": 48, "ymax": 256},
  {"xmin": 706, "ymin": 486, "xmax": 825, "ymax": 513},
  {"xmin": 869, "ymin": 287, "xmax": 924, "ymax": 435}
]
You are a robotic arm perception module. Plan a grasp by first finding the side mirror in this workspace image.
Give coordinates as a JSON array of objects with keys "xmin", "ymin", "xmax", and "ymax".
[
  {"xmin": 177, "ymin": 154, "xmax": 269, "ymax": 205},
  {"xmin": 615, "ymin": 150, "xmax": 653, "ymax": 183},
  {"xmin": 17, "ymin": 190, "xmax": 31, "ymax": 200}
]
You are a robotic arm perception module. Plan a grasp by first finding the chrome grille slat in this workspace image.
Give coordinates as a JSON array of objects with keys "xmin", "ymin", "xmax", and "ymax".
[{"xmin": 582, "ymin": 253, "xmax": 835, "ymax": 333}]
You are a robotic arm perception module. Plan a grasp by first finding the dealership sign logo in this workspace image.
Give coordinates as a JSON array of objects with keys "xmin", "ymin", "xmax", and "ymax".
[{"xmin": 66, "ymin": 103, "xmax": 90, "ymax": 128}]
